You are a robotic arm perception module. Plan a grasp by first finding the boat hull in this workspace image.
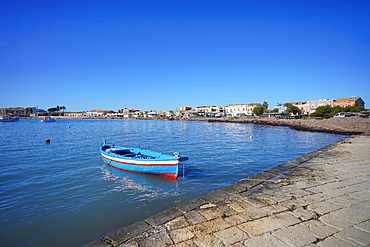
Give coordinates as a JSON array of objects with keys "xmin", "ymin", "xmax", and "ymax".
[
  {"xmin": 101, "ymin": 152, "xmax": 179, "ymax": 179},
  {"xmin": 0, "ymin": 119, "xmax": 16, "ymax": 122}
]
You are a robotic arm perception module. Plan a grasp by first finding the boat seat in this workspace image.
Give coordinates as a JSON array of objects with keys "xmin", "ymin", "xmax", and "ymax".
[{"xmin": 123, "ymin": 154, "xmax": 136, "ymax": 157}]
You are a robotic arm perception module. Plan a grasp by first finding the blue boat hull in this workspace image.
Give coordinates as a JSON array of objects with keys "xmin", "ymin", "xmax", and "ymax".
[{"xmin": 100, "ymin": 144, "xmax": 179, "ymax": 179}]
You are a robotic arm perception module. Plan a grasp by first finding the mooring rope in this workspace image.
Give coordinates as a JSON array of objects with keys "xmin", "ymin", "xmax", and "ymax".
[{"xmin": 101, "ymin": 146, "xmax": 117, "ymax": 166}]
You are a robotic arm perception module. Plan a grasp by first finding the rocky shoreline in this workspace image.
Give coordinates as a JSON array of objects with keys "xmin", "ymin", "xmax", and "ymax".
[{"xmin": 200, "ymin": 117, "xmax": 370, "ymax": 136}]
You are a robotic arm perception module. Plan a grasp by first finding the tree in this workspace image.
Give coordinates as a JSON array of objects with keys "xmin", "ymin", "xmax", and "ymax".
[
  {"xmin": 327, "ymin": 106, "xmax": 343, "ymax": 117},
  {"xmin": 284, "ymin": 103, "xmax": 301, "ymax": 115},
  {"xmin": 47, "ymin": 106, "xmax": 66, "ymax": 115},
  {"xmin": 48, "ymin": 107, "xmax": 58, "ymax": 113},
  {"xmin": 25, "ymin": 107, "xmax": 34, "ymax": 115},
  {"xmin": 262, "ymin": 102, "xmax": 268, "ymax": 111},
  {"xmin": 310, "ymin": 104, "xmax": 366, "ymax": 118},
  {"xmin": 270, "ymin": 108, "xmax": 279, "ymax": 113},
  {"xmin": 252, "ymin": 106, "xmax": 264, "ymax": 116},
  {"xmin": 310, "ymin": 105, "xmax": 332, "ymax": 118}
]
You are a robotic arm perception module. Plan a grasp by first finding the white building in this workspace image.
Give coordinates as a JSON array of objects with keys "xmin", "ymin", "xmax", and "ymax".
[
  {"xmin": 147, "ymin": 111, "xmax": 163, "ymax": 117},
  {"xmin": 180, "ymin": 106, "xmax": 191, "ymax": 111},
  {"xmin": 225, "ymin": 103, "xmax": 260, "ymax": 117},
  {"xmin": 86, "ymin": 109, "xmax": 115, "ymax": 117},
  {"xmin": 122, "ymin": 109, "xmax": 140, "ymax": 118},
  {"xmin": 306, "ymin": 99, "xmax": 334, "ymax": 115}
]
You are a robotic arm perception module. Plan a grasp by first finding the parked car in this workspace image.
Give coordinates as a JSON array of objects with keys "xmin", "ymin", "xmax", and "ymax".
[{"xmin": 334, "ymin": 112, "xmax": 354, "ymax": 117}]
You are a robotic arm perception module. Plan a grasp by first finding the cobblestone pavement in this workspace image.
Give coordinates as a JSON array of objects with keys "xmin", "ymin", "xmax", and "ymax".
[{"xmin": 86, "ymin": 136, "xmax": 370, "ymax": 247}]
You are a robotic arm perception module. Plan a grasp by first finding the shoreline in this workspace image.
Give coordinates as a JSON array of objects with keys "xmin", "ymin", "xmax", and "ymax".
[
  {"xmin": 29, "ymin": 115, "xmax": 370, "ymax": 136},
  {"xmin": 85, "ymin": 136, "xmax": 370, "ymax": 247},
  {"xmin": 203, "ymin": 117, "xmax": 370, "ymax": 136},
  {"xmin": 86, "ymin": 135, "xmax": 370, "ymax": 246}
]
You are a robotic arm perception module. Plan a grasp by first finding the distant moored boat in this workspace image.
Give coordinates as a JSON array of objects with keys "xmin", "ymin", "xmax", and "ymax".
[
  {"xmin": 0, "ymin": 115, "xmax": 16, "ymax": 122},
  {"xmin": 41, "ymin": 116, "xmax": 56, "ymax": 122}
]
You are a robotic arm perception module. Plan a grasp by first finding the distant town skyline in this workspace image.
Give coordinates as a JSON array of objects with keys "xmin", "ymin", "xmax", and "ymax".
[{"xmin": 1, "ymin": 1, "xmax": 369, "ymax": 112}]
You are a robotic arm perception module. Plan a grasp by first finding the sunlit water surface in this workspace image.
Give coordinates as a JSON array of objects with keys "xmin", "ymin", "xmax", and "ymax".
[{"xmin": 0, "ymin": 119, "xmax": 346, "ymax": 246}]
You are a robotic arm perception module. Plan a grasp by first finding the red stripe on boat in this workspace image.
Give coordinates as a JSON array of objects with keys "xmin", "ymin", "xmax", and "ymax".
[
  {"xmin": 101, "ymin": 153, "xmax": 178, "ymax": 167},
  {"xmin": 107, "ymin": 163, "xmax": 178, "ymax": 179}
]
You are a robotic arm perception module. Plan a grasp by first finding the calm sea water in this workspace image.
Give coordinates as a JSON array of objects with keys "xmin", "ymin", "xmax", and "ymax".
[{"xmin": 0, "ymin": 119, "xmax": 345, "ymax": 246}]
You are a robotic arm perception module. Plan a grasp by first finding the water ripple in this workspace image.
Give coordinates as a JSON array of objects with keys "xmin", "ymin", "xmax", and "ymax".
[{"xmin": 0, "ymin": 119, "xmax": 346, "ymax": 246}]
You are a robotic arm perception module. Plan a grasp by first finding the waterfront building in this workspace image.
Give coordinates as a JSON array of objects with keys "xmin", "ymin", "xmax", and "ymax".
[
  {"xmin": 86, "ymin": 109, "xmax": 115, "ymax": 117},
  {"xmin": 225, "ymin": 103, "xmax": 261, "ymax": 117},
  {"xmin": 174, "ymin": 109, "xmax": 181, "ymax": 117},
  {"xmin": 174, "ymin": 107, "xmax": 197, "ymax": 117},
  {"xmin": 194, "ymin": 105, "xmax": 224, "ymax": 116},
  {"xmin": 122, "ymin": 109, "xmax": 140, "ymax": 118},
  {"xmin": 305, "ymin": 99, "xmax": 334, "ymax": 115},
  {"xmin": 286, "ymin": 101, "xmax": 307, "ymax": 115},
  {"xmin": 65, "ymin": 112, "xmax": 86, "ymax": 117},
  {"xmin": 108, "ymin": 112, "xmax": 123, "ymax": 118},
  {"xmin": 0, "ymin": 107, "xmax": 28, "ymax": 116},
  {"xmin": 179, "ymin": 106, "xmax": 191, "ymax": 111},
  {"xmin": 147, "ymin": 111, "xmax": 163, "ymax": 117},
  {"xmin": 36, "ymin": 109, "xmax": 48, "ymax": 116},
  {"xmin": 164, "ymin": 111, "xmax": 174, "ymax": 117},
  {"xmin": 333, "ymin": 97, "xmax": 365, "ymax": 108}
]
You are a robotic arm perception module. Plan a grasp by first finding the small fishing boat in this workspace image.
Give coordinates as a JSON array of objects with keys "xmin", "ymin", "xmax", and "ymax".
[
  {"xmin": 41, "ymin": 116, "xmax": 56, "ymax": 122},
  {"xmin": 100, "ymin": 140, "xmax": 188, "ymax": 179},
  {"xmin": 0, "ymin": 115, "xmax": 16, "ymax": 122}
]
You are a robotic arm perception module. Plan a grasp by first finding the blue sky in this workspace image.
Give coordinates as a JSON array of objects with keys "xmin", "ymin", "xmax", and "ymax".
[{"xmin": 1, "ymin": 0, "xmax": 369, "ymax": 112}]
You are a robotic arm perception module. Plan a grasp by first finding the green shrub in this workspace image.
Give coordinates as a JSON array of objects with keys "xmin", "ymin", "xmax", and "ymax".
[
  {"xmin": 270, "ymin": 108, "xmax": 279, "ymax": 113},
  {"xmin": 310, "ymin": 104, "xmax": 365, "ymax": 118},
  {"xmin": 252, "ymin": 106, "xmax": 265, "ymax": 116}
]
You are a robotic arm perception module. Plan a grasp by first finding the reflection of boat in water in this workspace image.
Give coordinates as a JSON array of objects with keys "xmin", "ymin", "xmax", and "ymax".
[
  {"xmin": 101, "ymin": 164, "xmax": 179, "ymax": 198},
  {"xmin": 100, "ymin": 140, "xmax": 188, "ymax": 179},
  {"xmin": 41, "ymin": 116, "xmax": 56, "ymax": 122}
]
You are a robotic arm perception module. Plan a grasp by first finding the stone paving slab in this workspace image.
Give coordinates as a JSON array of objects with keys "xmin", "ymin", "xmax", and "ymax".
[{"xmin": 85, "ymin": 136, "xmax": 370, "ymax": 246}]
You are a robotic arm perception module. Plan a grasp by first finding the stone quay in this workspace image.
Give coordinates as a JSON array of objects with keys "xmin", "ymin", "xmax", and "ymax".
[{"xmin": 86, "ymin": 135, "xmax": 369, "ymax": 246}]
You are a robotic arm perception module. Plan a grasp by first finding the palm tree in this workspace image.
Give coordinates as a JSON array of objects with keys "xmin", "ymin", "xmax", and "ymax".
[{"xmin": 60, "ymin": 106, "xmax": 66, "ymax": 116}]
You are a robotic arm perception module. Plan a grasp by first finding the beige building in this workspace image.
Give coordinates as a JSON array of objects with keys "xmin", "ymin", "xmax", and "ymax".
[
  {"xmin": 86, "ymin": 109, "xmax": 114, "ymax": 117},
  {"xmin": 195, "ymin": 106, "xmax": 222, "ymax": 114},
  {"xmin": 122, "ymin": 109, "xmax": 140, "ymax": 118},
  {"xmin": 287, "ymin": 102, "xmax": 307, "ymax": 114},
  {"xmin": 65, "ymin": 112, "xmax": 86, "ymax": 117}
]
